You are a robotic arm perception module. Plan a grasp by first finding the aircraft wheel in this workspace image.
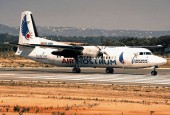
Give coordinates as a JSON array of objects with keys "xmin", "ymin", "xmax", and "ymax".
[
  {"xmin": 106, "ymin": 67, "xmax": 114, "ymax": 74},
  {"xmin": 151, "ymin": 71, "xmax": 157, "ymax": 76},
  {"xmin": 72, "ymin": 67, "xmax": 81, "ymax": 73}
]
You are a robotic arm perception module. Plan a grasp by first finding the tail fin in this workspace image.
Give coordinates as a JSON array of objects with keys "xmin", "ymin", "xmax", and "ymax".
[{"xmin": 19, "ymin": 11, "xmax": 39, "ymax": 45}]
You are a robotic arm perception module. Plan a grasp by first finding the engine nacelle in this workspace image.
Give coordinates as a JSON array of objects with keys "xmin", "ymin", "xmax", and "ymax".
[
  {"xmin": 82, "ymin": 46, "xmax": 100, "ymax": 57},
  {"xmin": 51, "ymin": 46, "xmax": 104, "ymax": 58}
]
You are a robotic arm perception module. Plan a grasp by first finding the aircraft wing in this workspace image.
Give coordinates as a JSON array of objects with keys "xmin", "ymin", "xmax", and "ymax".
[
  {"xmin": 30, "ymin": 44, "xmax": 84, "ymax": 57},
  {"xmin": 30, "ymin": 44, "xmax": 84, "ymax": 50},
  {"xmin": 4, "ymin": 42, "xmax": 35, "ymax": 48},
  {"xmin": 6, "ymin": 42, "xmax": 84, "ymax": 57},
  {"xmin": 5, "ymin": 42, "xmax": 83, "ymax": 50},
  {"xmin": 131, "ymin": 45, "xmax": 163, "ymax": 48}
]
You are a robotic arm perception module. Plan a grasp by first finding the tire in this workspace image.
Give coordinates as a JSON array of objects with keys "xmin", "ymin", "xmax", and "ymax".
[
  {"xmin": 106, "ymin": 67, "xmax": 114, "ymax": 74},
  {"xmin": 151, "ymin": 71, "xmax": 157, "ymax": 76},
  {"xmin": 72, "ymin": 67, "xmax": 81, "ymax": 73}
]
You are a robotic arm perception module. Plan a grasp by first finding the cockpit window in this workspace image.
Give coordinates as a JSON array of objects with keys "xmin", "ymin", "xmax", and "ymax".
[
  {"xmin": 139, "ymin": 52, "xmax": 152, "ymax": 55},
  {"xmin": 146, "ymin": 52, "xmax": 152, "ymax": 55},
  {"xmin": 139, "ymin": 52, "xmax": 143, "ymax": 55}
]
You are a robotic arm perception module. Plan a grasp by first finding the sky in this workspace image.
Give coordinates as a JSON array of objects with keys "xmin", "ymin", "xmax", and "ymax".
[{"xmin": 0, "ymin": 0, "xmax": 170, "ymax": 31}]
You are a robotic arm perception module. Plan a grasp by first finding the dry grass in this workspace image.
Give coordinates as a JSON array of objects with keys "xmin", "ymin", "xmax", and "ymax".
[
  {"xmin": 0, "ymin": 53, "xmax": 54, "ymax": 68},
  {"xmin": 0, "ymin": 81, "xmax": 170, "ymax": 114}
]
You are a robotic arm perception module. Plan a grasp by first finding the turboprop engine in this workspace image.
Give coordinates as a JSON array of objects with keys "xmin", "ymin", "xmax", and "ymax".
[
  {"xmin": 51, "ymin": 46, "xmax": 109, "ymax": 58},
  {"xmin": 82, "ymin": 46, "xmax": 108, "ymax": 57}
]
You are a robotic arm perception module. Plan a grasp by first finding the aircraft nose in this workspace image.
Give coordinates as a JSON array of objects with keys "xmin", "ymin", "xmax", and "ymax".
[
  {"xmin": 157, "ymin": 57, "xmax": 167, "ymax": 65},
  {"xmin": 161, "ymin": 58, "xmax": 167, "ymax": 64},
  {"xmin": 149, "ymin": 56, "xmax": 167, "ymax": 65}
]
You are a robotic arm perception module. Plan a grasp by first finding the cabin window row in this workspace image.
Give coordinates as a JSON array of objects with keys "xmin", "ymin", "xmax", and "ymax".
[
  {"xmin": 56, "ymin": 55, "xmax": 114, "ymax": 59},
  {"xmin": 80, "ymin": 56, "xmax": 114, "ymax": 59}
]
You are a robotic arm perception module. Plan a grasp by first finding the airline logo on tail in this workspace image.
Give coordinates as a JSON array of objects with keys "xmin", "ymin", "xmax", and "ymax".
[{"xmin": 21, "ymin": 15, "xmax": 33, "ymax": 40}]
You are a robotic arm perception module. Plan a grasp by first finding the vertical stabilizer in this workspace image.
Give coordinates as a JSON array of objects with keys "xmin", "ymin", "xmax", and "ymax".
[{"xmin": 19, "ymin": 11, "xmax": 39, "ymax": 44}]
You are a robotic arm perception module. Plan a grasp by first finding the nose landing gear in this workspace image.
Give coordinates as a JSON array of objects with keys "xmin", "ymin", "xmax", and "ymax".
[
  {"xmin": 151, "ymin": 66, "xmax": 158, "ymax": 76},
  {"xmin": 151, "ymin": 71, "xmax": 157, "ymax": 76}
]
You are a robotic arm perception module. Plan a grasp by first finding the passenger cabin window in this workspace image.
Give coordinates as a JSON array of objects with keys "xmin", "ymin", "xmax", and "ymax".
[
  {"xmin": 146, "ymin": 52, "xmax": 151, "ymax": 55},
  {"xmin": 139, "ymin": 52, "xmax": 143, "ymax": 55}
]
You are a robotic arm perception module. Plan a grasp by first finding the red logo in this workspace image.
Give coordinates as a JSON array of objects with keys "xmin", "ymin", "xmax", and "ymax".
[
  {"xmin": 62, "ymin": 59, "xmax": 74, "ymax": 64},
  {"xmin": 25, "ymin": 32, "xmax": 33, "ymax": 40}
]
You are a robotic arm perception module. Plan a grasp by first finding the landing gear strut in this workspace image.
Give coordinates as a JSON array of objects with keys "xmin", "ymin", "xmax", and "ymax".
[
  {"xmin": 72, "ymin": 56, "xmax": 81, "ymax": 73},
  {"xmin": 151, "ymin": 66, "xmax": 158, "ymax": 76},
  {"xmin": 72, "ymin": 67, "xmax": 81, "ymax": 73},
  {"xmin": 106, "ymin": 67, "xmax": 114, "ymax": 74}
]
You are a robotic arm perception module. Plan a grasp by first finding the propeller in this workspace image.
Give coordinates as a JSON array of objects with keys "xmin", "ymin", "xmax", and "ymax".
[{"xmin": 96, "ymin": 46, "xmax": 109, "ymax": 57}]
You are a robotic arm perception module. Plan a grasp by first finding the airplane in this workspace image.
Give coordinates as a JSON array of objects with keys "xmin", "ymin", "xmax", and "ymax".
[{"xmin": 15, "ymin": 11, "xmax": 167, "ymax": 76}]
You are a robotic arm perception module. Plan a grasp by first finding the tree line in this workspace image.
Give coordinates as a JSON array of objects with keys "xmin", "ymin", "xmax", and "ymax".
[{"xmin": 0, "ymin": 33, "xmax": 170, "ymax": 54}]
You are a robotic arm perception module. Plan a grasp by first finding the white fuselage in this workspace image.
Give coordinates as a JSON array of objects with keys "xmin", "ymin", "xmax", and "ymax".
[{"xmin": 16, "ymin": 46, "xmax": 167, "ymax": 69}]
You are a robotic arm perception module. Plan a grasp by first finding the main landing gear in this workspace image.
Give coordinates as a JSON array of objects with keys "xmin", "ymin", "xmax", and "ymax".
[
  {"xmin": 72, "ymin": 67, "xmax": 81, "ymax": 73},
  {"xmin": 151, "ymin": 66, "xmax": 158, "ymax": 76},
  {"xmin": 106, "ymin": 67, "xmax": 114, "ymax": 74},
  {"xmin": 72, "ymin": 56, "xmax": 81, "ymax": 73}
]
